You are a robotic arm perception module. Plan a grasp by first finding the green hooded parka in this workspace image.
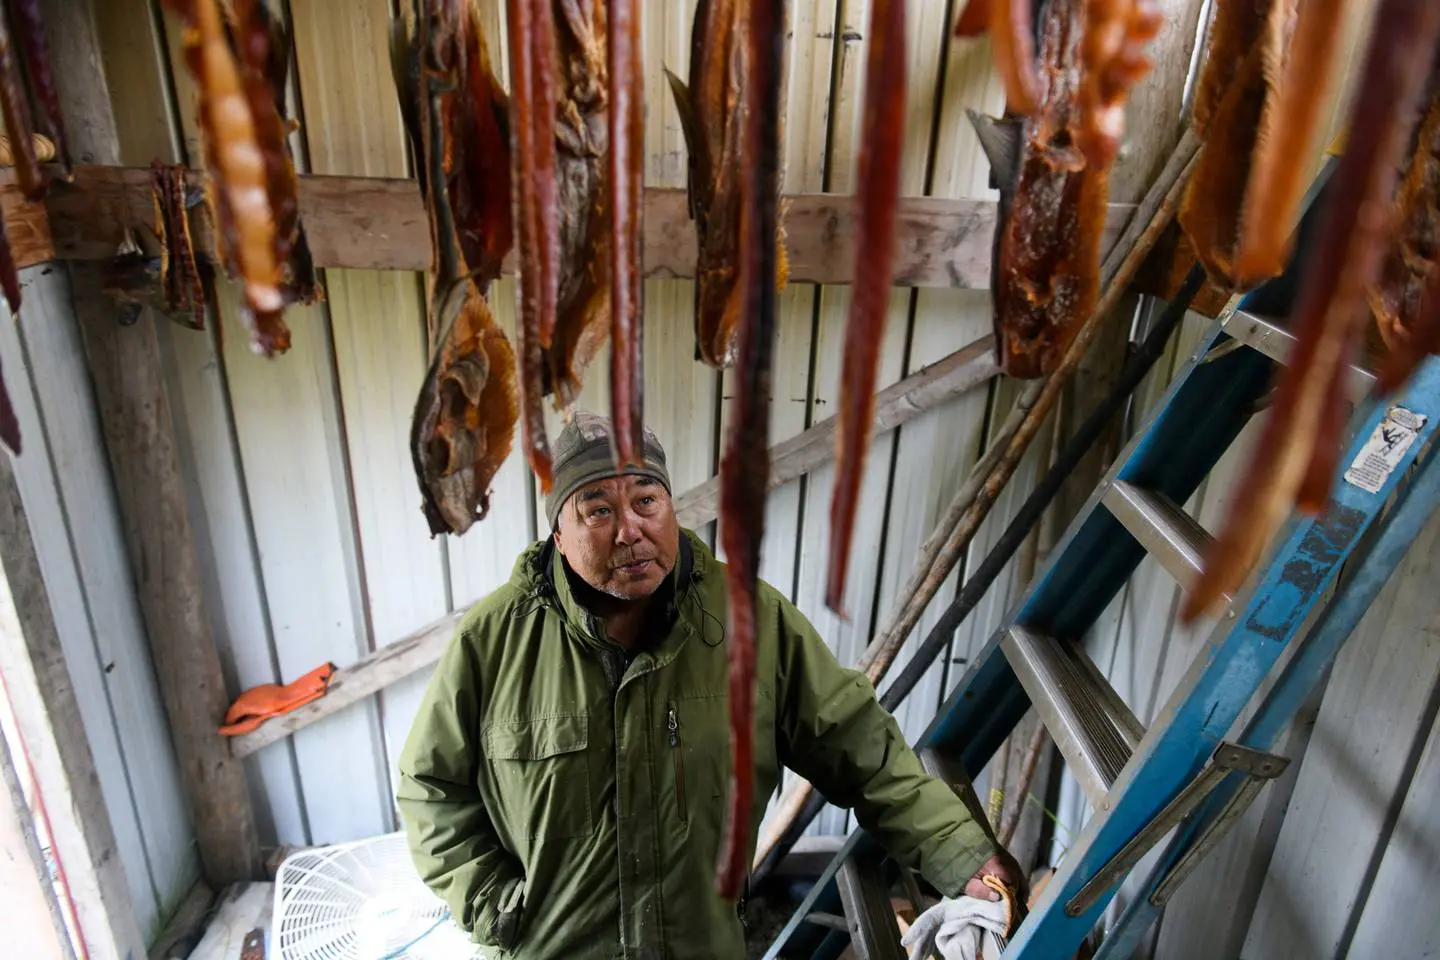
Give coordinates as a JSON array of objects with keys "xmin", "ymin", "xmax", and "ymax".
[{"xmin": 397, "ymin": 530, "xmax": 995, "ymax": 959}]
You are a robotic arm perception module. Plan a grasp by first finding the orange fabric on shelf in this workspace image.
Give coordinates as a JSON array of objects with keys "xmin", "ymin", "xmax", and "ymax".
[{"xmin": 218, "ymin": 663, "xmax": 336, "ymax": 736}]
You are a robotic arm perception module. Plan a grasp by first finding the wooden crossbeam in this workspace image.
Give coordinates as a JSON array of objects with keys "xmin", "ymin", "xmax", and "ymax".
[
  {"xmin": 227, "ymin": 335, "xmax": 1000, "ymax": 758},
  {"xmin": 4, "ymin": 165, "xmax": 1135, "ymax": 288}
]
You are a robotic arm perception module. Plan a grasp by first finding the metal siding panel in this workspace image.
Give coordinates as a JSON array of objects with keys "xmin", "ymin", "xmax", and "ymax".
[
  {"xmin": 1242, "ymin": 509, "xmax": 1440, "ymax": 959},
  {"xmin": 212, "ymin": 286, "xmax": 392, "ymax": 844},
  {"xmin": 0, "ymin": 274, "xmax": 160, "ymax": 936},
  {"xmin": 289, "ymin": 0, "xmax": 453, "ymax": 814}
]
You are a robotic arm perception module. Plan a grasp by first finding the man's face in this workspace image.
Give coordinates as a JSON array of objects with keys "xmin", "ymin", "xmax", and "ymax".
[{"xmin": 553, "ymin": 475, "xmax": 680, "ymax": 601}]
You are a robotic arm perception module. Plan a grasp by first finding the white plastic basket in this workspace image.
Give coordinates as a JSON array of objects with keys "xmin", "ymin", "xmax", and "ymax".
[{"xmin": 272, "ymin": 831, "xmax": 486, "ymax": 960}]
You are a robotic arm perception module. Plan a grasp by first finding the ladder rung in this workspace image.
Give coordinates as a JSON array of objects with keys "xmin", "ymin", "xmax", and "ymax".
[
  {"xmin": 1103, "ymin": 480, "xmax": 1212, "ymax": 585},
  {"xmin": 1003, "ymin": 626, "xmax": 1145, "ymax": 809},
  {"xmin": 1220, "ymin": 311, "xmax": 1375, "ymax": 398}
]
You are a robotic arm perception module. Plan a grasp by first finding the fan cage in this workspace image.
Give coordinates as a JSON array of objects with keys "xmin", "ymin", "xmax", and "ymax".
[{"xmin": 272, "ymin": 831, "xmax": 485, "ymax": 960}]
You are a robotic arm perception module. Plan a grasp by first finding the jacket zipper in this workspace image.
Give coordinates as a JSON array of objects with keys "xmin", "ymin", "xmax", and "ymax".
[{"xmin": 668, "ymin": 706, "xmax": 687, "ymax": 822}]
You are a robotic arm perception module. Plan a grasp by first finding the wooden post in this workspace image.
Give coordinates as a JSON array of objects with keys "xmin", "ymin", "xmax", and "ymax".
[
  {"xmin": 41, "ymin": 0, "xmax": 260, "ymax": 883},
  {"xmin": 0, "ymin": 452, "xmax": 145, "ymax": 960}
]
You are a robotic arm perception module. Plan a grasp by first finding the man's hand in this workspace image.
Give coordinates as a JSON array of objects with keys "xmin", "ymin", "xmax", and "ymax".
[
  {"xmin": 901, "ymin": 849, "xmax": 1027, "ymax": 958},
  {"xmin": 963, "ymin": 850, "xmax": 1026, "ymax": 903}
]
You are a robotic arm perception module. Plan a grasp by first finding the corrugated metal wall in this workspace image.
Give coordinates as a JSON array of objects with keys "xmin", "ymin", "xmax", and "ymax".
[
  {"xmin": 14, "ymin": 0, "xmax": 1435, "ymax": 954},
  {"xmin": 1, "ymin": 266, "xmax": 199, "ymax": 942}
]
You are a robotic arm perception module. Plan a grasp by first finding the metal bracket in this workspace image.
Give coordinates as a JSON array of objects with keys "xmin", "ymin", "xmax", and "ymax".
[
  {"xmin": 1149, "ymin": 760, "xmax": 1278, "ymax": 905},
  {"xmin": 836, "ymin": 853, "xmax": 907, "ymax": 960},
  {"xmin": 1065, "ymin": 742, "xmax": 1288, "ymax": 916}
]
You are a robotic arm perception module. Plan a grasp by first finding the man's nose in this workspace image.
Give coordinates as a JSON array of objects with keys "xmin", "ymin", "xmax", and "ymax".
[{"xmin": 615, "ymin": 508, "xmax": 642, "ymax": 544}]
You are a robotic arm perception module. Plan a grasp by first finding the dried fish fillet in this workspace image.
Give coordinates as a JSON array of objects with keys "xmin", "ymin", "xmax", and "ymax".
[
  {"xmin": 539, "ymin": 0, "xmax": 613, "ymax": 414},
  {"xmin": 1376, "ymin": 251, "xmax": 1440, "ymax": 395},
  {"xmin": 976, "ymin": 0, "xmax": 1109, "ymax": 380},
  {"xmin": 1369, "ymin": 72, "xmax": 1440, "ymax": 355},
  {"xmin": 1233, "ymin": 0, "xmax": 1345, "ymax": 285},
  {"xmin": 667, "ymin": 0, "xmax": 789, "ymax": 369},
  {"xmin": 1178, "ymin": 0, "xmax": 1296, "ymax": 289},
  {"xmin": 1131, "ymin": 221, "xmax": 1234, "ymax": 316},
  {"xmin": 449, "ymin": 4, "xmax": 513, "ymax": 293},
  {"xmin": 151, "ymin": 160, "xmax": 207, "ymax": 328},
  {"xmin": 411, "ymin": 283, "xmax": 520, "ymax": 536},
  {"xmin": 393, "ymin": 0, "xmax": 471, "ymax": 352},
  {"xmin": 165, "ymin": 0, "xmax": 288, "ymax": 355},
  {"xmin": 394, "ymin": 0, "xmax": 525, "ymax": 534}
]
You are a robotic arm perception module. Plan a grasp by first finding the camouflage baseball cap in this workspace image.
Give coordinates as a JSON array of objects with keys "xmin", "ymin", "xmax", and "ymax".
[{"xmin": 544, "ymin": 411, "xmax": 672, "ymax": 530}]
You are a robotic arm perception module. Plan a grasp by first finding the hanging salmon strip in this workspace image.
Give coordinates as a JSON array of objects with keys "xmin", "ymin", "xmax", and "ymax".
[
  {"xmin": 715, "ymin": 0, "xmax": 785, "ymax": 903},
  {"xmin": 826, "ymin": 0, "xmax": 907, "ymax": 615},
  {"xmin": 607, "ymin": 0, "xmax": 644, "ymax": 469}
]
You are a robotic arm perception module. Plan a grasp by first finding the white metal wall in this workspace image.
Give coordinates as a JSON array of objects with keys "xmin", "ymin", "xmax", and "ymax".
[
  {"xmin": 0, "ymin": 265, "xmax": 199, "ymax": 942},
  {"xmin": 44, "ymin": 0, "xmax": 1440, "ymax": 955}
]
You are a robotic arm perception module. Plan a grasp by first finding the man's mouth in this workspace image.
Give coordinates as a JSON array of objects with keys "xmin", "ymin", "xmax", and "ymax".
[{"xmin": 614, "ymin": 558, "xmax": 653, "ymax": 574}]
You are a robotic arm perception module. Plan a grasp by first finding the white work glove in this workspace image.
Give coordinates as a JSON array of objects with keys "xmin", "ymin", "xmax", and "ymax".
[
  {"xmin": 901, "ymin": 875, "xmax": 1017, "ymax": 960},
  {"xmin": 900, "ymin": 894, "xmax": 1010, "ymax": 960}
]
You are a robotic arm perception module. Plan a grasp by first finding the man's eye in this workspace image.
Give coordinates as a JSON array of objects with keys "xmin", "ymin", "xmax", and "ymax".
[
  {"xmin": 590, "ymin": 507, "xmax": 610, "ymax": 518},
  {"xmin": 639, "ymin": 496, "xmax": 654, "ymax": 506}
]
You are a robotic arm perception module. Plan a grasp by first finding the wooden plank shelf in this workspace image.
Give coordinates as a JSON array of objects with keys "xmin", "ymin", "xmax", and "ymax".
[{"xmin": 2, "ymin": 164, "xmax": 1135, "ymax": 288}]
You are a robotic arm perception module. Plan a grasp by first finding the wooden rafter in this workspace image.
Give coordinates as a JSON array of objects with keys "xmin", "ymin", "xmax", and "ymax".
[{"xmin": 2, "ymin": 164, "xmax": 1136, "ymax": 288}]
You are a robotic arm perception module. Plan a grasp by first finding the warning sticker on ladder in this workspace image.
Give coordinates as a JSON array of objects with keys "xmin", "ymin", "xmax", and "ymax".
[{"xmin": 1344, "ymin": 406, "xmax": 1428, "ymax": 494}]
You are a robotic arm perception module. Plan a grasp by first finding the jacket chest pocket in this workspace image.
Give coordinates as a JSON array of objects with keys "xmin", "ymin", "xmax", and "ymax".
[
  {"xmin": 668, "ymin": 692, "xmax": 779, "ymax": 829},
  {"xmin": 484, "ymin": 715, "xmax": 594, "ymax": 840}
]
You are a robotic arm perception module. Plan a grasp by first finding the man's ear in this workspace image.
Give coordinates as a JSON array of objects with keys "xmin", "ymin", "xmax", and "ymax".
[{"xmin": 551, "ymin": 507, "xmax": 569, "ymax": 557}]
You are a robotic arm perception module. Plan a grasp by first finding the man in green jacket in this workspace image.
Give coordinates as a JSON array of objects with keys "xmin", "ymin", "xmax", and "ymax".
[{"xmin": 397, "ymin": 412, "xmax": 1021, "ymax": 958}]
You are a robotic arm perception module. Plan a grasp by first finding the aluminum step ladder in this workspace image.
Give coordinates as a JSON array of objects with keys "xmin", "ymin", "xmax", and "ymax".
[
  {"xmin": 766, "ymin": 306, "xmax": 1440, "ymax": 960},
  {"xmin": 763, "ymin": 193, "xmax": 1440, "ymax": 959}
]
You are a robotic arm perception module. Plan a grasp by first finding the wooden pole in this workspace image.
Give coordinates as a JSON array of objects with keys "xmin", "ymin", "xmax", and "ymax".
[{"xmin": 42, "ymin": 0, "xmax": 259, "ymax": 884}]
